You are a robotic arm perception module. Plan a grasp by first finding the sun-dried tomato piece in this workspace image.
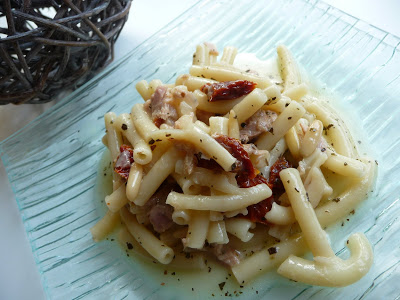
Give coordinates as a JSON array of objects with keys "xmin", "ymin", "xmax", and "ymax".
[
  {"xmin": 268, "ymin": 156, "xmax": 292, "ymax": 192},
  {"xmin": 153, "ymin": 117, "xmax": 164, "ymax": 128},
  {"xmin": 239, "ymin": 157, "xmax": 292, "ymax": 224},
  {"xmin": 236, "ymin": 173, "xmax": 272, "ymax": 189},
  {"xmin": 114, "ymin": 145, "xmax": 134, "ymax": 179},
  {"xmin": 246, "ymin": 196, "xmax": 274, "ymax": 225},
  {"xmin": 214, "ymin": 134, "xmax": 256, "ymax": 179},
  {"xmin": 201, "ymin": 80, "xmax": 256, "ymax": 102}
]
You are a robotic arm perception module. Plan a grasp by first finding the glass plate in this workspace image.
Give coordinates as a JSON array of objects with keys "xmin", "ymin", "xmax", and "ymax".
[{"xmin": 1, "ymin": 0, "xmax": 400, "ymax": 299}]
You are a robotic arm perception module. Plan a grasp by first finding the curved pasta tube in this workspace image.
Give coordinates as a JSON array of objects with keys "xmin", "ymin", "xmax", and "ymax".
[
  {"xmin": 131, "ymin": 103, "xmax": 158, "ymax": 143},
  {"xmin": 256, "ymin": 100, "xmax": 306, "ymax": 151},
  {"xmin": 90, "ymin": 210, "xmax": 120, "ymax": 242},
  {"xmin": 120, "ymin": 207, "xmax": 174, "ymax": 264},
  {"xmin": 207, "ymin": 221, "xmax": 229, "ymax": 244},
  {"xmin": 149, "ymin": 126, "xmax": 237, "ymax": 172},
  {"xmin": 232, "ymin": 233, "xmax": 308, "ymax": 284},
  {"xmin": 225, "ymin": 88, "xmax": 268, "ymax": 124},
  {"xmin": 220, "ymin": 46, "xmax": 238, "ymax": 65},
  {"xmin": 166, "ymin": 184, "xmax": 272, "ymax": 212},
  {"xmin": 300, "ymin": 120, "xmax": 323, "ymax": 157},
  {"xmin": 277, "ymin": 45, "xmax": 302, "ymax": 92},
  {"xmin": 185, "ymin": 210, "xmax": 210, "ymax": 249},
  {"xmin": 114, "ymin": 113, "xmax": 152, "ymax": 165},
  {"xmin": 283, "ymin": 83, "xmax": 308, "ymax": 101},
  {"xmin": 304, "ymin": 167, "xmax": 332, "ymax": 208},
  {"xmin": 316, "ymin": 159, "xmax": 375, "ymax": 226},
  {"xmin": 135, "ymin": 80, "xmax": 151, "ymax": 100},
  {"xmin": 228, "ymin": 110, "xmax": 240, "ymax": 139},
  {"xmin": 285, "ymin": 127, "xmax": 301, "ymax": 160},
  {"xmin": 278, "ymin": 233, "xmax": 373, "ymax": 287},
  {"xmin": 225, "ymin": 219, "xmax": 255, "ymax": 242},
  {"xmin": 176, "ymin": 75, "xmax": 216, "ymax": 91},
  {"xmin": 172, "ymin": 209, "xmax": 191, "ymax": 225},
  {"xmin": 105, "ymin": 182, "xmax": 128, "ymax": 213},
  {"xmin": 278, "ymin": 168, "xmax": 373, "ymax": 286},
  {"xmin": 189, "ymin": 65, "xmax": 272, "ymax": 89},
  {"xmin": 126, "ymin": 163, "xmax": 143, "ymax": 202},
  {"xmin": 209, "ymin": 116, "xmax": 229, "ymax": 135},
  {"xmin": 323, "ymin": 149, "xmax": 366, "ymax": 178},
  {"xmin": 189, "ymin": 167, "xmax": 239, "ymax": 194},
  {"xmin": 194, "ymin": 89, "xmax": 242, "ymax": 114},
  {"xmin": 264, "ymin": 202, "xmax": 295, "ymax": 225},
  {"xmin": 134, "ymin": 147, "xmax": 181, "ymax": 206},
  {"xmin": 304, "ymin": 100, "xmax": 355, "ymax": 157}
]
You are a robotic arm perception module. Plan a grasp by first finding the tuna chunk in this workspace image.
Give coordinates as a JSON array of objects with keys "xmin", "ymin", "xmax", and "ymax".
[
  {"xmin": 144, "ymin": 179, "xmax": 180, "ymax": 233},
  {"xmin": 212, "ymin": 244, "xmax": 242, "ymax": 267},
  {"xmin": 240, "ymin": 109, "xmax": 277, "ymax": 143},
  {"xmin": 150, "ymin": 86, "xmax": 178, "ymax": 127}
]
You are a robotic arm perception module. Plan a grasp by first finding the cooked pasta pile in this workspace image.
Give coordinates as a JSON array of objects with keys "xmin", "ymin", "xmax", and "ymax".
[{"xmin": 91, "ymin": 43, "xmax": 376, "ymax": 287}]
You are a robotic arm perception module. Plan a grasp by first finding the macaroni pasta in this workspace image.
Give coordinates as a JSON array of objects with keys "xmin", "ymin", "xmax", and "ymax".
[{"xmin": 92, "ymin": 43, "xmax": 376, "ymax": 287}]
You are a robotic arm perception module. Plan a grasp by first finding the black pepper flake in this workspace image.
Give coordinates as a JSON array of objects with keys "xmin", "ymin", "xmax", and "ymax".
[
  {"xmin": 156, "ymin": 139, "xmax": 162, "ymax": 142},
  {"xmin": 294, "ymin": 187, "xmax": 300, "ymax": 193},
  {"xmin": 208, "ymin": 266, "xmax": 212, "ymax": 273},
  {"xmin": 332, "ymin": 197, "xmax": 341, "ymax": 202},
  {"xmin": 326, "ymin": 124, "xmax": 334, "ymax": 130},
  {"xmin": 350, "ymin": 209, "xmax": 355, "ymax": 215},
  {"xmin": 166, "ymin": 134, "xmax": 171, "ymax": 137},
  {"xmin": 200, "ymin": 139, "xmax": 203, "ymax": 143},
  {"xmin": 192, "ymin": 288, "xmax": 194, "ymax": 291},
  {"xmin": 268, "ymin": 247, "xmax": 277, "ymax": 255},
  {"xmin": 285, "ymin": 103, "xmax": 289, "ymax": 107},
  {"xmin": 148, "ymin": 139, "xmax": 155, "ymax": 145},
  {"xmin": 241, "ymin": 122, "xmax": 246, "ymax": 128},
  {"xmin": 218, "ymin": 282, "xmax": 226, "ymax": 291},
  {"xmin": 121, "ymin": 124, "xmax": 128, "ymax": 130},
  {"xmin": 321, "ymin": 148, "xmax": 326, "ymax": 152},
  {"xmin": 272, "ymin": 97, "xmax": 276, "ymax": 100},
  {"xmin": 185, "ymin": 252, "xmax": 191, "ymax": 259},
  {"xmin": 344, "ymin": 162, "xmax": 348, "ymax": 166},
  {"xmin": 288, "ymin": 117, "xmax": 292, "ymax": 120},
  {"xmin": 245, "ymin": 69, "xmax": 251, "ymax": 73},
  {"xmin": 347, "ymin": 240, "xmax": 349, "ymax": 244},
  {"xmin": 126, "ymin": 242, "xmax": 133, "ymax": 250},
  {"xmin": 269, "ymin": 127, "xmax": 274, "ymax": 134},
  {"xmin": 375, "ymin": 160, "xmax": 378, "ymax": 165},
  {"xmin": 306, "ymin": 192, "xmax": 310, "ymax": 202}
]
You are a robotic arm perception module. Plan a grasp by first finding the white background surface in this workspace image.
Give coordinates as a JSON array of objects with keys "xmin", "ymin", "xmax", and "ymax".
[{"xmin": 1, "ymin": 1, "xmax": 399, "ymax": 299}]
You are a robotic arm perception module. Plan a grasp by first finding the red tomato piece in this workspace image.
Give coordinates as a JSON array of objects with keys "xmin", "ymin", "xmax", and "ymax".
[{"xmin": 201, "ymin": 80, "xmax": 256, "ymax": 102}]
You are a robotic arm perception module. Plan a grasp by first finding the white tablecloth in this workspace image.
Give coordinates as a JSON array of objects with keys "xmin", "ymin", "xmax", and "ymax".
[{"xmin": 1, "ymin": 1, "xmax": 399, "ymax": 298}]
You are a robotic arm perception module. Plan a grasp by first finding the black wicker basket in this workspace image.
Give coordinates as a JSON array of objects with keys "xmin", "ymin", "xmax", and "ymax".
[{"xmin": 0, "ymin": 0, "xmax": 132, "ymax": 105}]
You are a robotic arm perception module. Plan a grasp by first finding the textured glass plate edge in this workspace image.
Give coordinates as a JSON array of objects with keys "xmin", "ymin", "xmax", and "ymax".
[{"xmin": 0, "ymin": 0, "xmax": 399, "ymax": 299}]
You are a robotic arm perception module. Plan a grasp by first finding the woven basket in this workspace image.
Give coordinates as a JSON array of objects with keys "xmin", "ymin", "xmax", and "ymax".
[{"xmin": 0, "ymin": 0, "xmax": 131, "ymax": 105}]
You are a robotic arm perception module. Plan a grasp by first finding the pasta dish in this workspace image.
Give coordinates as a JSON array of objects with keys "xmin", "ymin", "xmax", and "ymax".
[{"xmin": 91, "ymin": 43, "xmax": 376, "ymax": 287}]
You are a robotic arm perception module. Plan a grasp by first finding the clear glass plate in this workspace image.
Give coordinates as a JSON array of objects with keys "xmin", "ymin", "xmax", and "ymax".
[{"xmin": 1, "ymin": 0, "xmax": 400, "ymax": 299}]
